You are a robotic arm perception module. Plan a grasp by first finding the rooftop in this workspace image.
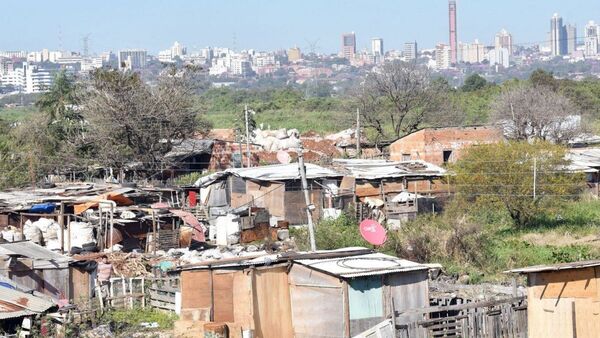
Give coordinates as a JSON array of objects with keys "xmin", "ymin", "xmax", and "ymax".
[
  {"xmin": 506, "ymin": 259, "xmax": 600, "ymax": 274},
  {"xmin": 0, "ymin": 287, "xmax": 55, "ymax": 319}
]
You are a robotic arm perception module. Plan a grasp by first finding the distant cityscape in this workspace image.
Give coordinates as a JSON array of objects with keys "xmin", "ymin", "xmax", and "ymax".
[{"xmin": 2, "ymin": 0, "xmax": 600, "ymax": 94}]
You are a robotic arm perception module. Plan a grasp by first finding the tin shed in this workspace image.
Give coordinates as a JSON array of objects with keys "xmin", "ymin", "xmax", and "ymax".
[
  {"xmin": 290, "ymin": 252, "xmax": 429, "ymax": 337},
  {"xmin": 175, "ymin": 248, "xmax": 429, "ymax": 338},
  {"xmin": 508, "ymin": 260, "xmax": 600, "ymax": 338}
]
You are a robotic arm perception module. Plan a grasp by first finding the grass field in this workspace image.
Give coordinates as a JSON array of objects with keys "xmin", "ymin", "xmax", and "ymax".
[{"xmin": 0, "ymin": 106, "xmax": 39, "ymax": 121}]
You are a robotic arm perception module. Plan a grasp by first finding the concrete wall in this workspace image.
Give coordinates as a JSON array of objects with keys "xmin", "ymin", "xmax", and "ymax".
[{"xmin": 389, "ymin": 126, "xmax": 503, "ymax": 166}]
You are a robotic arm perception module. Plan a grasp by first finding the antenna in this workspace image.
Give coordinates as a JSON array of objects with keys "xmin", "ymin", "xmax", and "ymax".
[
  {"xmin": 304, "ymin": 38, "xmax": 320, "ymax": 56},
  {"xmin": 303, "ymin": 38, "xmax": 321, "ymax": 97},
  {"xmin": 82, "ymin": 34, "xmax": 91, "ymax": 56},
  {"xmin": 232, "ymin": 32, "xmax": 237, "ymax": 52},
  {"xmin": 58, "ymin": 25, "xmax": 63, "ymax": 52}
]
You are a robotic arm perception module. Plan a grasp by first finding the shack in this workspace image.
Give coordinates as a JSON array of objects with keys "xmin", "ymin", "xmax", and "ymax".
[
  {"xmin": 0, "ymin": 286, "xmax": 56, "ymax": 334},
  {"xmin": 194, "ymin": 163, "xmax": 342, "ymax": 225},
  {"xmin": 0, "ymin": 241, "xmax": 71, "ymax": 302},
  {"xmin": 333, "ymin": 159, "xmax": 447, "ymax": 223},
  {"xmin": 389, "ymin": 126, "xmax": 503, "ymax": 165},
  {"xmin": 508, "ymin": 260, "xmax": 600, "ymax": 338},
  {"xmin": 174, "ymin": 248, "xmax": 430, "ymax": 338}
]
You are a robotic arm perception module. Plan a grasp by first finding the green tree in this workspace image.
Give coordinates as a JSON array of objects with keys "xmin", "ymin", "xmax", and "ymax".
[
  {"xmin": 452, "ymin": 141, "xmax": 583, "ymax": 228},
  {"xmin": 81, "ymin": 68, "xmax": 210, "ymax": 172},
  {"xmin": 33, "ymin": 70, "xmax": 86, "ymax": 156},
  {"xmin": 462, "ymin": 74, "xmax": 488, "ymax": 92},
  {"xmin": 530, "ymin": 69, "xmax": 558, "ymax": 91}
]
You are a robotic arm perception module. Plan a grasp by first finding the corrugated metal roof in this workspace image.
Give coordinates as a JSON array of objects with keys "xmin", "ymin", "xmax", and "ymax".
[
  {"xmin": 295, "ymin": 252, "xmax": 428, "ymax": 278},
  {"xmin": 506, "ymin": 259, "xmax": 600, "ymax": 274},
  {"xmin": 0, "ymin": 241, "xmax": 70, "ymax": 263},
  {"xmin": 0, "ymin": 287, "xmax": 55, "ymax": 319},
  {"xmin": 568, "ymin": 148, "xmax": 600, "ymax": 171},
  {"xmin": 195, "ymin": 163, "xmax": 342, "ymax": 187},
  {"xmin": 333, "ymin": 159, "xmax": 447, "ymax": 180}
]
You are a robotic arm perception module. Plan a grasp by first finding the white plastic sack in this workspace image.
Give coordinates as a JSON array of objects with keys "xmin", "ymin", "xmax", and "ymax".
[
  {"xmin": 70, "ymin": 221, "xmax": 96, "ymax": 248},
  {"xmin": 23, "ymin": 220, "xmax": 42, "ymax": 244}
]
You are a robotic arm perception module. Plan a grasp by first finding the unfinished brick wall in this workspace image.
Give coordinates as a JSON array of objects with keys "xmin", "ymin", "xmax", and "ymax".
[{"xmin": 389, "ymin": 126, "xmax": 503, "ymax": 166}]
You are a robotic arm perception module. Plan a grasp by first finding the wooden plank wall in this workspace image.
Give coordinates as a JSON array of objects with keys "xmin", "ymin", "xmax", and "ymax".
[
  {"xmin": 527, "ymin": 267, "xmax": 600, "ymax": 338},
  {"xmin": 396, "ymin": 297, "xmax": 527, "ymax": 338},
  {"xmin": 252, "ymin": 266, "xmax": 294, "ymax": 338}
]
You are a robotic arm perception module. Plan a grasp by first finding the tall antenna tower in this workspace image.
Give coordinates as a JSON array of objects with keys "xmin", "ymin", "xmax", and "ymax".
[
  {"xmin": 303, "ymin": 39, "xmax": 321, "ymax": 97},
  {"xmin": 58, "ymin": 25, "xmax": 63, "ymax": 52},
  {"xmin": 82, "ymin": 34, "xmax": 90, "ymax": 56}
]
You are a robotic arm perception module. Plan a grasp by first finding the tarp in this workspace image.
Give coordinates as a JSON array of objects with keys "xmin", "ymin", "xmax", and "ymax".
[
  {"xmin": 170, "ymin": 209, "xmax": 206, "ymax": 242},
  {"xmin": 29, "ymin": 203, "xmax": 56, "ymax": 214},
  {"xmin": 74, "ymin": 189, "xmax": 134, "ymax": 215}
]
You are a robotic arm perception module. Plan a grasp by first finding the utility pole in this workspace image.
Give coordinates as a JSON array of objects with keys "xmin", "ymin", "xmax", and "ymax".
[
  {"xmin": 298, "ymin": 146, "xmax": 316, "ymax": 251},
  {"xmin": 356, "ymin": 108, "xmax": 361, "ymax": 157},
  {"xmin": 533, "ymin": 157, "xmax": 537, "ymax": 200},
  {"xmin": 245, "ymin": 104, "xmax": 251, "ymax": 168}
]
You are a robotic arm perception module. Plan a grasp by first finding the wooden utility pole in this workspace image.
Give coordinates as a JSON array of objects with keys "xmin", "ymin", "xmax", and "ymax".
[
  {"xmin": 533, "ymin": 157, "xmax": 537, "ymax": 200},
  {"xmin": 356, "ymin": 108, "xmax": 361, "ymax": 157},
  {"xmin": 298, "ymin": 146, "xmax": 316, "ymax": 251},
  {"xmin": 245, "ymin": 104, "xmax": 251, "ymax": 168}
]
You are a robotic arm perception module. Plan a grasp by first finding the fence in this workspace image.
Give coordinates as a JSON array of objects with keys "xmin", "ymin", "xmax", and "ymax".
[{"xmin": 396, "ymin": 297, "xmax": 527, "ymax": 338}]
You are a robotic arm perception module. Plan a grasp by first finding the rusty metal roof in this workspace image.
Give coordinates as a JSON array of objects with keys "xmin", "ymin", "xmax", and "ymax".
[
  {"xmin": 0, "ymin": 287, "xmax": 55, "ymax": 319},
  {"xmin": 506, "ymin": 259, "xmax": 600, "ymax": 274}
]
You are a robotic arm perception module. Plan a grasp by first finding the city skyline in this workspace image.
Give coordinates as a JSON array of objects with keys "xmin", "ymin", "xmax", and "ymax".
[{"xmin": 2, "ymin": 0, "xmax": 600, "ymax": 54}]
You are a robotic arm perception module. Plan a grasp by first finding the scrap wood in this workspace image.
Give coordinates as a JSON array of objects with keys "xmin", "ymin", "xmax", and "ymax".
[{"xmin": 105, "ymin": 252, "xmax": 152, "ymax": 276}]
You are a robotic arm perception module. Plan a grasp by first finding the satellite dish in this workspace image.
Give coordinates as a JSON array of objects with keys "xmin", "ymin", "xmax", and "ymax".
[
  {"xmin": 359, "ymin": 219, "xmax": 387, "ymax": 246},
  {"xmin": 277, "ymin": 150, "xmax": 291, "ymax": 164}
]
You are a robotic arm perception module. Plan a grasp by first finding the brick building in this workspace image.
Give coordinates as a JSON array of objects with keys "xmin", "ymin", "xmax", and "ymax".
[{"xmin": 389, "ymin": 126, "xmax": 503, "ymax": 166}]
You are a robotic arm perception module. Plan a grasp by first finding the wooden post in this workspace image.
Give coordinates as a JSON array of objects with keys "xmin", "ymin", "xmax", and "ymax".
[
  {"xmin": 19, "ymin": 214, "xmax": 24, "ymax": 239},
  {"xmin": 59, "ymin": 202, "xmax": 65, "ymax": 254},
  {"xmin": 342, "ymin": 281, "xmax": 351, "ymax": 338},
  {"xmin": 67, "ymin": 216, "xmax": 71, "ymax": 253},
  {"xmin": 152, "ymin": 211, "xmax": 157, "ymax": 255}
]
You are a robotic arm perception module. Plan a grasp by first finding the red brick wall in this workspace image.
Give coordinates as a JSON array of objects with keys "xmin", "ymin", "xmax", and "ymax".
[{"xmin": 389, "ymin": 127, "xmax": 503, "ymax": 165}]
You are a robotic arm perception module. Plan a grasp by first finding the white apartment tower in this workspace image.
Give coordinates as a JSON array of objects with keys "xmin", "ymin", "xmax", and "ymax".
[
  {"xmin": 495, "ymin": 29, "xmax": 513, "ymax": 56},
  {"xmin": 404, "ymin": 42, "xmax": 417, "ymax": 60},
  {"xmin": 585, "ymin": 21, "xmax": 600, "ymax": 57},
  {"xmin": 118, "ymin": 50, "xmax": 147, "ymax": 71},
  {"xmin": 371, "ymin": 38, "xmax": 384, "ymax": 56},
  {"xmin": 435, "ymin": 43, "xmax": 452, "ymax": 70}
]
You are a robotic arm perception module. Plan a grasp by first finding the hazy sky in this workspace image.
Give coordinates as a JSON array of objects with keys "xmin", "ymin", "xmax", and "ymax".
[{"xmin": 1, "ymin": 0, "xmax": 599, "ymax": 54}]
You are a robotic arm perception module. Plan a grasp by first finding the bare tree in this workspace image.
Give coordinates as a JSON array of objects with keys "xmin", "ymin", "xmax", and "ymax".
[
  {"xmin": 491, "ymin": 85, "xmax": 581, "ymax": 143},
  {"xmin": 351, "ymin": 61, "xmax": 441, "ymax": 140},
  {"xmin": 81, "ymin": 68, "xmax": 211, "ymax": 173}
]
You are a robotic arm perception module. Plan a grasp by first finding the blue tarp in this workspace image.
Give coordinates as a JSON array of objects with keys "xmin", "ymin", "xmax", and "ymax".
[{"xmin": 29, "ymin": 203, "xmax": 56, "ymax": 214}]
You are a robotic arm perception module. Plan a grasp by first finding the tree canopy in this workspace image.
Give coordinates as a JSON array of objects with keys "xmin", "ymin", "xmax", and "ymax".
[{"xmin": 452, "ymin": 141, "xmax": 583, "ymax": 227}]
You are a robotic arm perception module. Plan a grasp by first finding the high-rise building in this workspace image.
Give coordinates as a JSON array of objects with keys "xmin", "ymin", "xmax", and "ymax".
[
  {"xmin": 436, "ymin": 43, "xmax": 452, "ymax": 70},
  {"xmin": 585, "ymin": 21, "xmax": 599, "ymax": 57},
  {"xmin": 566, "ymin": 24, "xmax": 577, "ymax": 55},
  {"xmin": 459, "ymin": 39, "xmax": 486, "ymax": 64},
  {"xmin": 341, "ymin": 32, "xmax": 356, "ymax": 59},
  {"xmin": 489, "ymin": 48, "xmax": 510, "ymax": 68},
  {"xmin": 495, "ymin": 29, "xmax": 513, "ymax": 56},
  {"xmin": 550, "ymin": 13, "xmax": 568, "ymax": 56},
  {"xmin": 288, "ymin": 47, "xmax": 302, "ymax": 62},
  {"xmin": 371, "ymin": 38, "xmax": 384, "ymax": 56},
  {"xmin": 171, "ymin": 41, "xmax": 186, "ymax": 58},
  {"xmin": 118, "ymin": 50, "xmax": 147, "ymax": 71},
  {"xmin": 448, "ymin": 0, "xmax": 458, "ymax": 64},
  {"xmin": 404, "ymin": 41, "xmax": 418, "ymax": 60}
]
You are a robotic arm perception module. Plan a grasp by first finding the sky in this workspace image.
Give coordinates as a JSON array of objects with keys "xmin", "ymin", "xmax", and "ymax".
[{"xmin": 1, "ymin": 0, "xmax": 600, "ymax": 54}]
